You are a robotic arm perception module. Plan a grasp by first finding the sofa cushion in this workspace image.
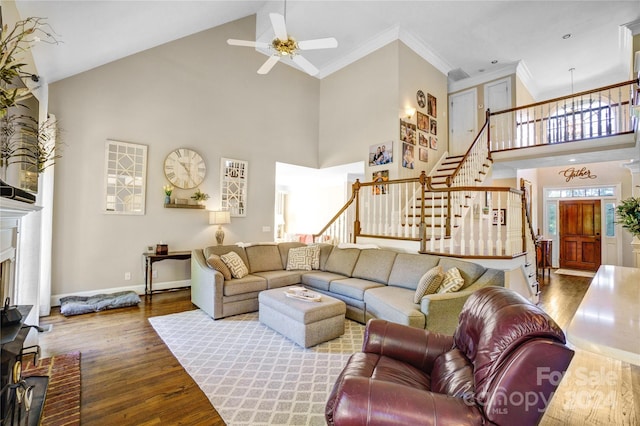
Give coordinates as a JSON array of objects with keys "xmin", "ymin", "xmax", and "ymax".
[
  {"xmin": 437, "ymin": 267, "xmax": 465, "ymax": 294},
  {"xmin": 277, "ymin": 242, "xmax": 306, "ymax": 268},
  {"xmin": 438, "ymin": 258, "xmax": 486, "ymax": 290},
  {"xmin": 323, "ymin": 248, "xmax": 361, "ymax": 276},
  {"xmin": 253, "ymin": 270, "xmax": 302, "ymax": 289},
  {"xmin": 364, "ymin": 286, "xmax": 426, "ymax": 329},
  {"xmin": 351, "ymin": 249, "xmax": 397, "ymax": 284},
  {"xmin": 413, "ymin": 265, "xmax": 444, "ymax": 303},
  {"xmin": 316, "ymin": 243, "xmax": 334, "ymax": 270},
  {"xmin": 220, "ymin": 251, "xmax": 249, "ymax": 278},
  {"xmin": 329, "ymin": 278, "xmax": 384, "ymax": 301},
  {"xmin": 223, "ymin": 274, "xmax": 267, "ymax": 296},
  {"xmin": 245, "ymin": 244, "xmax": 284, "ymax": 273},
  {"xmin": 387, "ymin": 253, "xmax": 441, "ymax": 290},
  {"xmin": 286, "ymin": 246, "xmax": 314, "ymax": 271},
  {"xmin": 206, "ymin": 254, "xmax": 232, "ymax": 280},
  {"xmin": 301, "ymin": 271, "xmax": 346, "ymax": 292}
]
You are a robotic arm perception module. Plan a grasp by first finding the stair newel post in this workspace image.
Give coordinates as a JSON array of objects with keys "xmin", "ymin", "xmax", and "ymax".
[
  {"xmin": 353, "ymin": 179, "xmax": 361, "ymax": 242},
  {"xmin": 521, "ymin": 188, "xmax": 528, "ymax": 254},
  {"xmin": 419, "ymin": 171, "xmax": 427, "ymax": 252},
  {"xmin": 485, "ymin": 109, "xmax": 492, "ymax": 162}
]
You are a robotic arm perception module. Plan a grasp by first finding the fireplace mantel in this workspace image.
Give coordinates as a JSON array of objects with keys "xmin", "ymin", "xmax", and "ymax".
[{"xmin": 0, "ymin": 198, "xmax": 42, "ymax": 219}]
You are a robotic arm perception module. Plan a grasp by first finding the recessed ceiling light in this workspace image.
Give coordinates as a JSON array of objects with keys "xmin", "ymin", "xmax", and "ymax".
[
  {"xmin": 491, "ymin": 60, "xmax": 498, "ymax": 64},
  {"xmin": 568, "ymin": 158, "xmax": 576, "ymax": 162},
  {"xmin": 562, "ymin": 33, "xmax": 572, "ymax": 40}
]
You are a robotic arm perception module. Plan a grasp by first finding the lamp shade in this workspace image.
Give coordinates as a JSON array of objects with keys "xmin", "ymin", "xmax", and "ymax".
[{"xmin": 209, "ymin": 210, "xmax": 231, "ymax": 225}]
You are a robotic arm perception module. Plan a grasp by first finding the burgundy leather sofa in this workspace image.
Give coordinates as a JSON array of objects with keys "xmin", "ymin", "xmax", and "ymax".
[{"xmin": 326, "ymin": 286, "xmax": 574, "ymax": 425}]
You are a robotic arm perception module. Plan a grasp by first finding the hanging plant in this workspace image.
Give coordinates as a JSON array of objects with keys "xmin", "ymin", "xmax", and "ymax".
[{"xmin": 616, "ymin": 197, "xmax": 640, "ymax": 238}]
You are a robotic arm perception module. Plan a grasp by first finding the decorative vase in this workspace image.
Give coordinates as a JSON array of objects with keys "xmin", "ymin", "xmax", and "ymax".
[{"xmin": 164, "ymin": 195, "xmax": 171, "ymax": 204}]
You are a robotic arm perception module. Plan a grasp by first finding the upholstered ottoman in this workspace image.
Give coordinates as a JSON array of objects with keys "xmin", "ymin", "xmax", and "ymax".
[{"xmin": 259, "ymin": 287, "xmax": 346, "ymax": 348}]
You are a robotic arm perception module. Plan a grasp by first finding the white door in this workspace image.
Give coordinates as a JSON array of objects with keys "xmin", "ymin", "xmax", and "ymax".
[
  {"xmin": 602, "ymin": 199, "xmax": 621, "ymax": 265},
  {"xmin": 484, "ymin": 77, "xmax": 511, "ymax": 113},
  {"xmin": 449, "ymin": 89, "xmax": 477, "ymax": 156}
]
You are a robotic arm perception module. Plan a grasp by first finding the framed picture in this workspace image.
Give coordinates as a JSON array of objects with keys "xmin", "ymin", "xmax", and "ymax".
[
  {"xmin": 369, "ymin": 142, "xmax": 393, "ymax": 165},
  {"xmin": 429, "ymin": 136, "xmax": 437, "ymax": 150},
  {"xmin": 419, "ymin": 147, "xmax": 428, "ymax": 162},
  {"xmin": 429, "ymin": 118, "xmax": 437, "ymax": 135},
  {"xmin": 417, "ymin": 111, "xmax": 429, "ymax": 132},
  {"xmin": 372, "ymin": 170, "xmax": 389, "ymax": 195},
  {"xmin": 400, "ymin": 120, "xmax": 416, "ymax": 144},
  {"xmin": 418, "ymin": 132, "xmax": 429, "ymax": 147},
  {"xmin": 492, "ymin": 208, "xmax": 506, "ymax": 226},
  {"xmin": 427, "ymin": 93, "xmax": 437, "ymax": 117},
  {"xmin": 402, "ymin": 143, "xmax": 415, "ymax": 169}
]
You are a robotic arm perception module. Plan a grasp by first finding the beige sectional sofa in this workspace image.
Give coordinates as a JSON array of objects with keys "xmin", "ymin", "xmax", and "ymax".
[{"xmin": 191, "ymin": 242, "xmax": 504, "ymax": 334}]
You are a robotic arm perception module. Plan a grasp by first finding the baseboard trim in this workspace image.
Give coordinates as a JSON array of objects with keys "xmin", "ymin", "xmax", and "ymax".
[{"xmin": 50, "ymin": 280, "xmax": 190, "ymax": 307}]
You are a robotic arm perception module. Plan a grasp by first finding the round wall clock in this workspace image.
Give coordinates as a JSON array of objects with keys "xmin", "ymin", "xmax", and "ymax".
[
  {"xmin": 163, "ymin": 148, "xmax": 206, "ymax": 189},
  {"xmin": 416, "ymin": 90, "xmax": 426, "ymax": 108}
]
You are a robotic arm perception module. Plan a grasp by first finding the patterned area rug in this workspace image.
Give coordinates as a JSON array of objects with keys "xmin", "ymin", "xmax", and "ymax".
[
  {"xmin": 23, "ymin": 351, "xmax": 81, "ymax": 426},
  {"xmin": 149, "ymin": 310, "xmax": 364, "ymax": 426},
  {"xmin": 554, "ymin": 268, "xmax": 596, "ymax": 278}
]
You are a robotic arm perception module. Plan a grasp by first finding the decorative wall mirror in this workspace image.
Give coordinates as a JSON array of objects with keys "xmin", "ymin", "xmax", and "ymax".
[
  {"xmin": 104, "ymin": 140, "xmax": 147, "ymax": 215},
  {"xmin": 220, "ymin": 157, "xmax": 247, "ymax": 217}
]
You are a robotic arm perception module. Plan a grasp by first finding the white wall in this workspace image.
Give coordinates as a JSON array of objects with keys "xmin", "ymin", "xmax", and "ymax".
[{"xmin": 48, "ymin": 16, "xmax": 320, "ymax": 296}]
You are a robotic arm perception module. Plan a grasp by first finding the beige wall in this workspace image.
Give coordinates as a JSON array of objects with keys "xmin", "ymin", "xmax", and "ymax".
[{"xmin": 49, "ymin": 16, "xmax": 320, "ymax": 296}]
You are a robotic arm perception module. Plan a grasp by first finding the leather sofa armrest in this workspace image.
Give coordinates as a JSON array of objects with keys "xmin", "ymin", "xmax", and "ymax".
[
  {"xmin": 327, "ymin": 376, "xmax": 483, "ymax": 426},
  {"xmin": 362, "ymin": 319, "xmax": 453, "ymax": 372}
]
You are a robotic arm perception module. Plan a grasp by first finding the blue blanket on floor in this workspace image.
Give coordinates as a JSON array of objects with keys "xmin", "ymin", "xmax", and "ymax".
[{"xmin": 60, "ymin": 291, "xmax": 141, "ymax": 316}]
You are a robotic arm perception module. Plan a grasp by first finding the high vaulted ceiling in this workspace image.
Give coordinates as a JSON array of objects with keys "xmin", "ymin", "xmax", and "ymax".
[{"xmin": 11, "ymin": 1, "xmax": 640, "ymax": 100}]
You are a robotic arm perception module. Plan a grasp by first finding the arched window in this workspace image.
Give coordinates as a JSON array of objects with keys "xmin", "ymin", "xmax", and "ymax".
[{"xmin": 547, "ymin": 97, "xmax": 616, "ymax": 143}]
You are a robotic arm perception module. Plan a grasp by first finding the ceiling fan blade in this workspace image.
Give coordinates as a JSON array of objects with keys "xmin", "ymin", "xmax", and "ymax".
[
  {"xmin": 297, "ymin": 38, "xmax": 338, "ymax": 50},
  {"xmin": 269, "ymin": 13, "xmax": 288, "ymax": 41},
  {"xmin": 292, "ymin": 55, "xmax": 319, "ymax": 76},
  {"xmin": 257, "ymin": 55, "xmax": 280, "ymax": 74},
  {"xmin": 227, "ymin": 39, "xmax": 269, "ymax": 48}
]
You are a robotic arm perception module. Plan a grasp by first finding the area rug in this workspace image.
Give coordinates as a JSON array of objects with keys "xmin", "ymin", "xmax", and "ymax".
[
  {"xmin": 22, "ymin": 351, "xmax": 81, "ymax": 426},
  {"xmin": 554, "ymin": 268, "xmax": 596, "ymax": 278},
  {"xmin": 149, "ymin": 310, "xmax": 364, "ymax": 426}
]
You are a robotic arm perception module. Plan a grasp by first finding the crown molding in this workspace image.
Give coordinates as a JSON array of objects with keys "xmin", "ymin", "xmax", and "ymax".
[
  {"xmin": 448, "ymin": 61, "xmax": 520, "ymax": 94},
  {"xmin": 398, "ymin": 28, "xmax": 452, "ymax": 76}
]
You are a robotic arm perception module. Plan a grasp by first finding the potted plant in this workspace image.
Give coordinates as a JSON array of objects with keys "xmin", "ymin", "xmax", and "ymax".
[
  {"xmin": 163, "ymin": 184, "xmax": 173, "ymax": 204},
  {"xmin": 191, "ymin": 188, "xmax": 210, "ymax": 205},
  {"xmin": 616, "ymin": 196, "xmax": 640, "ymax": 238}
]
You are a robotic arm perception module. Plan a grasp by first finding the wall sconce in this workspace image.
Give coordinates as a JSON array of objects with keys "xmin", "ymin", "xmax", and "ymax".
[
  {"xmin": 209, "ymin": 210, "xmax": 231, "ymax": 245},
  {"xmin": 405, "ymin": 107, "xmax": 416, "ymax": 120}
]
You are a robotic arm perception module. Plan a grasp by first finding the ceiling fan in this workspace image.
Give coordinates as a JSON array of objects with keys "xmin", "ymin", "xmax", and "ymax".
[{"xmin": 227, "ymin": 12, "xmax": 338, "ymax": 76}]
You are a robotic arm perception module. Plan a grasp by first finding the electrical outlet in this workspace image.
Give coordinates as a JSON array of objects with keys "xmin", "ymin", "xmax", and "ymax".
[
  {"xmin": 262, "ymin": 226, "xmax": 271, "ymax": 232},
  {"xmin": 124, "ymin": 272, "xmax": 131, "ymax": 280},
  {"xmin": 152, "ymin": 270, "xmax": 158, "ymax": 279}
]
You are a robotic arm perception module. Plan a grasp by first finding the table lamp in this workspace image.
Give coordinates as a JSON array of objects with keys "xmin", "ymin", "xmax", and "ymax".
[{"xmin": 209, "ymin": 210, "xmax": 231, "ymax": 245}]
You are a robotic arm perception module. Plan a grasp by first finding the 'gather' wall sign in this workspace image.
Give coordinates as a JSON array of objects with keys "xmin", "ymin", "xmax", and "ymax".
[{"xmin": 559, "ymin": 167, "xmax": 598, "ymax": 183}]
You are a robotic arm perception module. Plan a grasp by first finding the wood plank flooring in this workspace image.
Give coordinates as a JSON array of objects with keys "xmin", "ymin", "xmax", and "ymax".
[
  {"xmin": 36, "ymin": 272, "xmax": 639, "ymax": 425},
  {"xmin": 38, "ymin": 291, "xmax": 224, "ymax": 425}
]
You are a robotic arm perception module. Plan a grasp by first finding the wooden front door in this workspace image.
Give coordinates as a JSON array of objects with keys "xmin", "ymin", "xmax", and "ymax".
[{"xmin": 559, "ymin": 200, "xmax": 601, "ymax": 271}]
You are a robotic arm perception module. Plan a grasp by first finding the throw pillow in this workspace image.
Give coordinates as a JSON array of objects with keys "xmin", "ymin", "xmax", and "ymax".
[
  {"xmin": 437, "ymin": 267, "xmax": 465, "ymax": 294},
  {"xmin": 286, "ymin": 246, "xmax": 314, "ymax": 271},
  {"xmin": 220, "ymin": 251, "xmax": 249, "ymax": 279},
  {"xmin": 308, "ymin": 244, "xmax": 321, "ymax": 270},
  {"xmin": 206, "ymin": 254, "xmax": 232, "ymax": 280},
  {"xmin": 413, "ymin": 265, "xmax": 444, "ymax": 303}
]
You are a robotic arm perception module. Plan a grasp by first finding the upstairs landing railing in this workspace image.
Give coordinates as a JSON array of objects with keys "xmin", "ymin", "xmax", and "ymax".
[{"xmin": 490, "ymin": 79, "xmax": 638, "ymax": 151}]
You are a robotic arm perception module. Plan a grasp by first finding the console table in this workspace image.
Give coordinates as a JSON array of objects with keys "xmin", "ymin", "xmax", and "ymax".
[
  {"xmin": 567, "ymin": 265, "xmax": 640, "ymax": 365},
  {"xmin": 536, "ymin": 239, "xmax": 552, "ymax": 280},
  {"xmin": 143, "ymin": 251, "xmax": 192, "ymax": 297}
]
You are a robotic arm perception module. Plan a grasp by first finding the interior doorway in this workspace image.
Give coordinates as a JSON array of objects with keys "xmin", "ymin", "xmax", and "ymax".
[{"xmin": 559, "ymin": 199, "xmax": 601, "ymax": 271}]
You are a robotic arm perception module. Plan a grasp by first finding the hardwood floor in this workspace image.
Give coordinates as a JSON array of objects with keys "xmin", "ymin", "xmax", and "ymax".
[
  {"xmin": 36, "ymin": 272, "xmax": 638, "ymax": 425},
  {"xmin": 38, "ymin": 291, "xmax": 224, "ymax": 426}
]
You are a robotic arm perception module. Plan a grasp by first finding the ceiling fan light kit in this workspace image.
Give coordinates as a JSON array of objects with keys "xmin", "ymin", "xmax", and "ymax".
[{"xmin": 227, "ymin": 12, "xmax": 337, "ymax": 76}]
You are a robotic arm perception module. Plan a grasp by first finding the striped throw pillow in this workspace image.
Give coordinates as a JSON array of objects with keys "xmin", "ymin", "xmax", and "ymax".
[
  {"xmin": 206, "ymin": 254, "xmax": 232, "ymax": 280},
  {"xmin": 220, "ymin": 251, "xmax": 249, "ymax": 279},
  {"xmin": 437, "ymin": 267, "xmax": 465, "ymax": 294},
  {"xmin": 413, "ymin": 265, "xmax": 444, "ymax": 303}
]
